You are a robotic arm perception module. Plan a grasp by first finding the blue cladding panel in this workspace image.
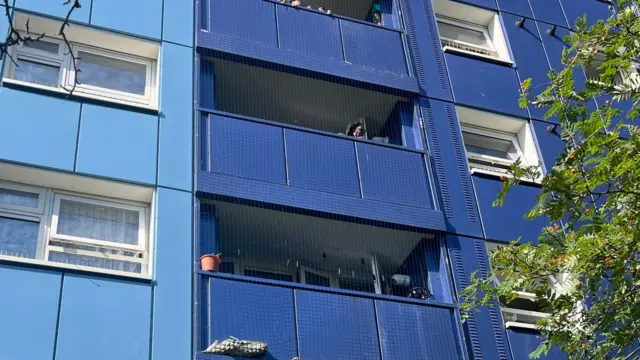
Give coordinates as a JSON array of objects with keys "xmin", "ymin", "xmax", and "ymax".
[
  {"xmin": 76, "ymin": 105, "xmax": 158, "ymax": 184},
  {"xmin": 560, "ymin": 0, "xmax": 612, "ymax": 27},
  {"xmin": 285, "ymin": 130, "xmax": 360, "ymax": 197},
  {"xmin": 91, "ymin": 0, "xmax": 162, "ymax": 38},
  {"xmin": 209, "ymin": 278, "xmax": 298, "ymax": 360},
  {"xmin": 532, "ymin": 120, "xmax": 565, "ymax": 173},
  {"xmin": 153, "ymin": 188, "xmax": 192, "ymax": 360},
  {"xmin": 198, "ymin": 171, "xmax": 446, "ymax": 230},
  {"xmin": 421, "ymin": 98, "xmax": 483, "ymax": 237},
  {"xmin": 200, "ymin": 0, "xmax": 418, "ymax": 92},
  {"xmin": 446, "ymin": 54, "xmax": 527, "ymax": 118},
  {"xmin": 341, "ymin": 21, "xmax": 407, "ymax": 76},
  {"xmin": 0, "ymin": 89, "xmax": 79, "ymax": 170},
  {"xmin": 295, "ymin": 290, "xmax": 381, "ymax": 360},
  {"xmin": 210, "ymin": 0, "xmax": 277, "ymax": 47},
  {"xmin": 496, "ymin": 0, "xmax": 533, "ymax": 17},
  {"xmin": 0, "ymin": 266, "xmax": 60, "ymax": 360},
  {"xmin": 15, "ymin": 0, "xmax": 90, "ymax": 22},
  {"xmin": 508, "ymin": 328, "xmax": 567, "ymax": 360},
  {"xmin": 163, "ymin": 0, "xmax": 194, "ymax": 46},
  {"xmin": 209, "ymin": 115, "xmax": 286, "ymax": 184},
  {"xmin": 277, "ymin": 7, "xmax": 343, "ymax": 61},
  {"xmin": 158, "ymin": 43, "xmax": 193, "ymax": 191},
  {"xmin": 538, "ymin": 22, "xmax": 597, "ymax": 112},
  {"xmin": 473, "ymin": 176, "xmax": 547, "ymax": 243},
  {"xmin": 56, "ymin": 275, "xmax": 152, "ymax": 360},
  {"xmin": 401, "ymin": 0, "xmax": 452, "ymax": 100},
  {"xmin": 376, "ymin": 301, "xmax": 460, "ymax": 360},
  {"xmin": 529, "ymin": 0, "xmax": 569, "ymax": 27},
  {"xmin": 356, "ymin": 143, "xmax": 431, "ymax": 208},
  {"xmin": 446, "ymin": 235, "xmax": 511, "ymax": 360},
  {"xmin": 502, "ymin": 13, "xmax": 552, "ymax": 122}
]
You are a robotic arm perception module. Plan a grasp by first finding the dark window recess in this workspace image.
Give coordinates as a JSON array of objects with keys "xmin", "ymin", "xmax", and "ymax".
[
  {"xmin": 304, "ymin": 271, "xmax": 331, "ymax": 287},
  {"xmin": 244, "ymin": 269, "xmax": 294, "ymax": 282},
  {"xmin": 219, "ymin": 261, "xmax": 235, "ymax": 274},
  {"xmin": 282, "ymin": 0, "xmax": 389, "ymax": 26}
]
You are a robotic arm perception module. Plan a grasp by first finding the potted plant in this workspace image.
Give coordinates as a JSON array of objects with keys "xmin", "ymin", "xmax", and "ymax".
[{"xmin": 200, "ymin": 253, "xmax": 222, "ymax": 271}]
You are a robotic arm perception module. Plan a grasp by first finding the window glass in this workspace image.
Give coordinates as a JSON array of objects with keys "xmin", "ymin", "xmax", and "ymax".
[
  {"xmin": 305, "ymin": 271, "xmax": 331, "ymax": 287},
  {"xmin": 462, "ymin": 131, "xmax": 518, "ymax": 160},
  {"xmin": 437, "ymin": 21, "xmax": 490, "ymax": 48},
  {"xmin": 0, "ymin": 216, "xmax": 39, "ymax": 258},
  {"xmin": 77, "ymin": 51, "xmax": 147, "ymax": 95},
  {"xmin": 0, "ymin": 187, "xmax": 39, "ymax": 208},
  {"xmin": 48, "ymin": 252, "xmax": 142, "ymax": 273},
  {"xmin": 244, "ymin": 269, "xmax": 293, "ymax": 282},
  {"xmin": 14, "ymin": 58, "xmax": 60, "ymax": 87},
  {"xmin": 57, "ymin": 199, "xmax": 140, "ymax": 245},
  {"xmin": 24, "ymin": 40, "xmax": 60, "ymax": 54}
]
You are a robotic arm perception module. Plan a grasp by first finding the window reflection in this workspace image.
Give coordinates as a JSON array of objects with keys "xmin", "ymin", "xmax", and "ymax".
[{"xmin": 77, "ymin": 51, "xmax": 146, "ymax": 95}]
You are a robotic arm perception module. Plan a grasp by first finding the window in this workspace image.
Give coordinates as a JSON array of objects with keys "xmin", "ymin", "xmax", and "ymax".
[
  {"xmin": 486, "ymin": 242, "xmax": 552, "ymax": 330},
  {"xmin": 584, "ymin": 52, "xmax": 638, "ymax": 88},
  {"xmin": 456, "ymin": 106, "xmax": 542, "ymax": 181},
  {"xmin": 0, "ymin": 181, "xmax": 151, "ymax": 277},
  {"xmin": 4, "ymin": 14, "xmax": 159, "ymax": 109},
  {"xmin": 462, "ymin": 126, "xmax": 523, "ymax": 174},
  {"xmin": 437, "ymin": 18, "xmax": 498, "ymax": 59},
  {"xmin": 433, "ymin": 0, "xmax": 511, "ymax": 63}
]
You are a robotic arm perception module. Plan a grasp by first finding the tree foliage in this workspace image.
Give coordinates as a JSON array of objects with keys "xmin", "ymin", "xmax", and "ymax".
[{"xmin": 461, "ymin": 1, "xmax": 640, "ymax": 359}]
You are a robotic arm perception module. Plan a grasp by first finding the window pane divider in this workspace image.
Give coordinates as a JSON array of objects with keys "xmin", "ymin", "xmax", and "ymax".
[{"xmin": 49, "ymin": 234, "xmax": 145, "ymax": 252}]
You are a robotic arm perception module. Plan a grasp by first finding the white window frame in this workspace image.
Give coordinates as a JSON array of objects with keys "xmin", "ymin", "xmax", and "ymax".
[
  {"xmin": 65, "ymin": 44, "xmax": 157, "ymax": 107},
  {"xmin": 49, "ymin": 193, "xmax": 147, "ymax": 252},
  {"xmin": 437, "ymin": 17, "xmax": 499, "ymax": 59},
  {"xmin": 461, "ymin": 125, "xmax": 526, "ymax": 178},
  {"xmin": 4, "ymin": 32, "xmax": 158, "ymax": 110},
  {"xmin": 0, "ymin": 180, "xmax": 151, "ymax": 279}
]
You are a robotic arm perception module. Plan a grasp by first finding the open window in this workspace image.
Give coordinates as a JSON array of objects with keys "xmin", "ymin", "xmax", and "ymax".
[
  {"xmin": 584, "ymin": 51, "xmax": 639, "ymax": 88},
  {"xmin": 433, "ymin": 0, "xmax": 511, "ymax": 63},
  {"xmin": 0, "ymin": 170, "xmax": 152, "ymax": 278},
  {"xmin": 456, "ymin": 106, "xmax": 542, "ymax": 181},
  {"xmin": 485, "ymin": 242, "xmax": 574, "ymax": 330},
  {"xmin": 4, "ymin": 13, "xmax": 160, "ymax": 109}
]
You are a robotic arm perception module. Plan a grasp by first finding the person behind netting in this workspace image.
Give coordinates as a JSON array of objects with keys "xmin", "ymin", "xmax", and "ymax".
[{"xmin": 345, "ymin": 120, "xmax": 367, "ymax": 139}]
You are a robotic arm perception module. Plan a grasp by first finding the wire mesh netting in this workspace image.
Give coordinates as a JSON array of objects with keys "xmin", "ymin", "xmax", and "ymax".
[{"xmin": 199, "ymin": 199, "xmax": 444, "ymax": 299}]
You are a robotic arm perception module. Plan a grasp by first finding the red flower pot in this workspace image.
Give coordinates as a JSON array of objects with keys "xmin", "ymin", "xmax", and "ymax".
[{"xmin": 200, "ymin": 254, "xmax": 221, "ymax": 271}]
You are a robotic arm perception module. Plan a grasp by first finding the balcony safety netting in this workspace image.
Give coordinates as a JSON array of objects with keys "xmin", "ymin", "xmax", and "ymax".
[
  {"xmin": 198, "ymin": 52, "xmax": 421, "ymax": 149},
  {"xmin": 198, "ymin": 199, "xmax": 446, "ymax": 299}
]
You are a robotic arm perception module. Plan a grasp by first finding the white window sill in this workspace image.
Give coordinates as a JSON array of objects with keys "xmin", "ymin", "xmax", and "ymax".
[
  {"xmin": 1, "ymin": 78, "xmax": 159, "ymax": 113},
  {"xmin": 505, "ymin": 321, "xmax": 539, "ymax": 330},
  {"xmin": 443, "ymin": 46, "xmax": 513, "ymax": 66},
  {"xmin": 470, "ymin": 167, "xmax": 542, "ymax": 185},
  {"xmin": 0, "ymin": 253, "xmax": 152, "ymax": 281}
]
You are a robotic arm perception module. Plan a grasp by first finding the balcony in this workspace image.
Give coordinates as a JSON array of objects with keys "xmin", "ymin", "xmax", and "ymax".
[
  {"xmin": 195, "ymin": 201, "xmax": 463, "ymax": 360},
  {"xmin": 197, "ymin": 0, "xmax": 417, "ymax": 92},
  {"xmin": 197, "ymin": 57, "xmax": 443, "ymax": 229}
]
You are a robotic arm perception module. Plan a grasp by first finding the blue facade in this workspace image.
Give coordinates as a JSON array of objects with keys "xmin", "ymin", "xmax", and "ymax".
[
  {"xmin": 0, "ymin": 0, "xmax": 193, "ymax": 359},
  {"xmin": 192, "ymin": 0, "xmax": 609, "ymax": 358},
  {"xmin": 0, "ymin": 0, "xmax": 611, "ymax": 358}
]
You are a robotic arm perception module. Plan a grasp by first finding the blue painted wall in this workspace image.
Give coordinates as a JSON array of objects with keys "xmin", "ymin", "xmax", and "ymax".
[{"xmin": 0, "ymin": 2, "xmax": 193, "ymax": 360}]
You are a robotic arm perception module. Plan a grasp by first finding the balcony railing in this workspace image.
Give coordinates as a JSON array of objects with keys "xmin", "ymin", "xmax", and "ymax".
[
  {"xmin": 197, "ymin": 109, "xmax": 445, "ymax": 230},
  {"xmin": 196, "ymin": 274, "xmax": 465, "ymax": 360},
  {"xmin": 197, "ymin": 0, "xmax": 417, "ymax": 92}
]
